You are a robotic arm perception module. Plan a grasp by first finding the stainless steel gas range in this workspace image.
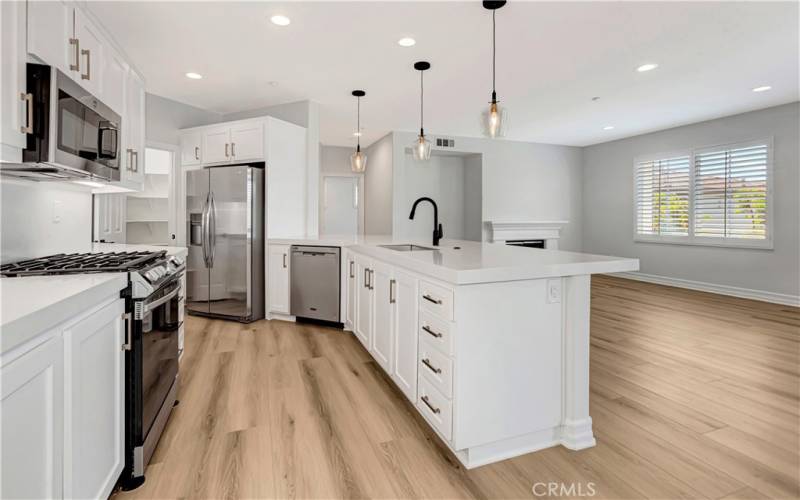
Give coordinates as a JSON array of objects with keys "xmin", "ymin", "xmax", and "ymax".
[{"xmin": 0, "ymin": 250, "xmax": 185, "ymax": 491}]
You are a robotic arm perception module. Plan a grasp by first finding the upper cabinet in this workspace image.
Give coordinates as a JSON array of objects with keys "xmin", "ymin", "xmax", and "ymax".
[
  {"xmin": 0, "ymin": 0, "xmax": 27, "ymax": 161},
  {"xmin": 230, "ymin": 122, "xmax": 265, "ymax": 162},
  {"xmin": 198, "ymin": 121, "xmax": 265, "ymax": 166},
  {"xmin": 121, "ymin": 68, "xmax": 145, "ymax": 187},
  {"xmin": 181, "ymin": 131, "xmax": 203, "ymax": 166},
  {"xmin": 27, "ymin": 0, "xmax": 72, "ymax": 74},
  {"xmin": 73, "ymin": 8, "xmax": 104, "ymax": 97}
]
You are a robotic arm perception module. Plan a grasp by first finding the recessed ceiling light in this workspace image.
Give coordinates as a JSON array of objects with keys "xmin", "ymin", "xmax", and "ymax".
[
  {"xmin": 398, "ymin": 37, "xmax": 416, "ymax": 47},
  {"xmin": 603, "ymin": 125, "xmax": 615, "ymax": 130},
  {"xmin": 353, "ymin": 132, "xmax": 362, "ymax": 137},
  {"xmin": 636, "ymin": 63, "xmax": 658, "ymax": 72},
  {"xmin": 268, "ymin": 81, "xmax": 278, "ymax": 87},
  {"xmin": 752, "ymin": 85, "xmax": 772, "ymax": 92},
  {"xmin": 591, "ymin": 96, "xmax": 600, "ymax": 102},
  {"xmin": 270, "ymin": 15, "xmax": 291, "ymax": 26},
  {"xmin": 185, "ymin": 72, "xmax": 203, "ymax": 80}
]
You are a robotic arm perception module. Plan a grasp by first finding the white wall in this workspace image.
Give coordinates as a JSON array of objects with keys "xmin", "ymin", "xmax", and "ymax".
[
  {"xmin": 0, "ymin": 181, "xmax": 93, "ymax": 263},
  {"xmin": 319, "ymin": 145, "xmax": 364, "ymax": 235},
  {"xmin": 364, "ymin": 133, "xmax": 394, "ymax": 235},
  {"xmin": 390, "ymin": 132, "xmax": 584, "ymax": 250},
  {"xmin": 223, "ymin": 100, "xmax": 310, "ymax": 128},
  {"xmin": 582, "ymin": 102, "xmax": 800, "ymax": 301}
]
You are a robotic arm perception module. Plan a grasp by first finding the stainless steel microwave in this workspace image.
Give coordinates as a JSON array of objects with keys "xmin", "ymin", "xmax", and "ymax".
[{"xmin": 1, "ymin": 64, "xmax": 121, "ymax": 182}]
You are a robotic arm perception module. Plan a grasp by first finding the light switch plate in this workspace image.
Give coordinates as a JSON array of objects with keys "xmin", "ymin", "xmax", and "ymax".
[{"xmin": 547, "ymin": 279, "xmax": 561, "ymax": 304}]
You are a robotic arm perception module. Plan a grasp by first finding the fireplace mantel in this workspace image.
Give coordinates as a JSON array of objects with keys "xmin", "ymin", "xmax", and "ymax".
[{"xmin": 488, "ymin": 220, "xmax": 568, "ymax": 249}]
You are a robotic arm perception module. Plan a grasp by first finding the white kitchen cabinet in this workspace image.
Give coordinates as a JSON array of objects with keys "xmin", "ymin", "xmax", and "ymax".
[
  {"xmin": 27, "ymin": 0, "xmax": 72, "ymax": 75},
  {"xmin": 181, "ymin": 131, "xmax": 203, "ymax": 166},
  {"xmin": 63, "ymin": 299, "xmax": 125, "ymax": 499},
  {"xmin": 268, "ymin": 245, "xmax": 290, "ymax": 314},
  {"xmin": 122, "ymin": 68, "xmax": 145, "ymax": 187},
  {"xmin": 202, "ymin": 126, "xmax": 232, "ymax": 164},
  {"xmin": 345, "ymin": 253, "xmax": 356, "ymax": 330},
  {"xmin": 354, "ymin": 256, "xmax": 372, "ymax": 349},
  {"xmin": 230, "ymin": 122, "xmax": 264, "ymax": 162},
  {"xmin": 102, "ymin": 45, "xmax": 128, "ymax": 116},
  {"xmin": 391, "ymin": 269, "xmax": 418, "ymax": 402},
  {"xmin": 73, "ymin": 8, "xmax": 104, "ymax": 96},
  {"xmin": 371, "ymin": 260, "xmax": 393, "ymax": 372},
  {"xmin": 0, "ymin": 0, "xmax": 27, "ymax": 162},
  {"xmin": 1, "ymin": 333, "xmax": 65, "ymax": 500}
]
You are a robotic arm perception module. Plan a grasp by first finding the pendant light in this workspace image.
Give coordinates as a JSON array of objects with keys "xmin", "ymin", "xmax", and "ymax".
[
  {"xmin": 481, "ymin": 0, "xmax": 508, "ymax": 138},
  {"xmin": 350, "ymin": 90, "xmax": 367, "ymax": 173},
  {"xmin": 411, "ymin": 61, "xmax": 432, "ymax": 161}
]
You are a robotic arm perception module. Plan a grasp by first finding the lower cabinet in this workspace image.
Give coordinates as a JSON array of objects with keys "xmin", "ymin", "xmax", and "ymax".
[
  {"xmin": 390, "ymin": 270, "xmax": 418, "ymax": 402},
  {"xmin": 354, "ymin": 255, "xmax": 372, "ymax": 349},
  {"xmin": 0, "ymin": 296, "xmax": 126, "ymax": 500},
  {"xmin": 268, "ymin": 244, "xmax": 290, "ymax": 314},
  {"xmin": 371, "ymin": 261, "xmax": 393, "ymax": 372},
  {"xmin": 345, "ymin": 253, "xmax": 356, "ymax": 330}
]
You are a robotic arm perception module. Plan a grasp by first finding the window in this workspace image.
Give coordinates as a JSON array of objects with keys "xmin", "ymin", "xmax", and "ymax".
[{"xmin": 634, "ymin": 139, "xmax": 772, "ymax": 248}]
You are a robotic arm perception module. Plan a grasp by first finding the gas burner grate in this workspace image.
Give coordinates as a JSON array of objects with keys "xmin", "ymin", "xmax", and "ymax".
[{"xmin": 0, "ymin": 251, "xmax": 167, "ymax": 277}]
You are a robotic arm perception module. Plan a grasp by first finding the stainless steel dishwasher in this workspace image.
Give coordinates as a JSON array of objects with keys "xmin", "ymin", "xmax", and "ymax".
[{"xmin": 290, "ymin": 245, "xmax": 341, "ymax": 323}]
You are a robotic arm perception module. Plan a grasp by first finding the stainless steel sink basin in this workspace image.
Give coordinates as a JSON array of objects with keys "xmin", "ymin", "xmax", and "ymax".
[{"xmin": 379, "ymin": 244, "xmax": 435, "ymax": 252}]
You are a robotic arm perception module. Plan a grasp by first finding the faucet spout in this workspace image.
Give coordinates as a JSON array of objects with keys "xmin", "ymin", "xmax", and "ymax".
[{"xmin": 409, "ymin": 197, "xmax": 444, "ymax": 246}]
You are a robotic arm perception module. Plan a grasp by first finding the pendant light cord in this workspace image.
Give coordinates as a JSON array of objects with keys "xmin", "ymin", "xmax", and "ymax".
[
  {"xmin": 492, "ymin": 10, "xmax": 496, "ymax": 94},
  {"xmin": 420, "ymin": 70, "xmax": 424, "ymax": 135},
  {"xmin": 356, "ymin": 96, "xmax": 361, "ymax": 149}
]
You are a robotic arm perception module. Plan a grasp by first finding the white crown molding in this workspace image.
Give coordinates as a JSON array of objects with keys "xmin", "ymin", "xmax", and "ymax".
[
  {"xmin": 488, "ymin": 220, "xmax": 569, "ymax": 249},
  {"xmin": 612, "ymin": 271, "xmax": 800, "ymax": 307}
]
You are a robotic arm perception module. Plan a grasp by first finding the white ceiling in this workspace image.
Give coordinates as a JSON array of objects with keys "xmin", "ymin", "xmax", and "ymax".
[{"xmin": 89, "ymin": 1, "xmax": 799, "ymax": 148}]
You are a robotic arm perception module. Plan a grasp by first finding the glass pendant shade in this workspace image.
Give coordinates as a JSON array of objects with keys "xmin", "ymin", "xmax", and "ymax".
[
  {"xmin": 350, "ymin": 148, "xmax": 367, "ymax": 173},
  {"xmin": 411, "ymin": 134, "xmax": 432, "ymax": 161},
  {"xmin": 481, "ymin": 101, "xmax": 508, "ymax": 138}
]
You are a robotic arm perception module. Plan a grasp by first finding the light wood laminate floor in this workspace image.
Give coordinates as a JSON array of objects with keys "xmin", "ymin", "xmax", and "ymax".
[{"xmin": 115, "ymin": 276, "xmax": 800, "ymax": 499}]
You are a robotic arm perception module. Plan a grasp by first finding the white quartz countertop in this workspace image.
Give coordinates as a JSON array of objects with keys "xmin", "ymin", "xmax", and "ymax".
[
  {"xmin": 1, "ymin": 273, "xmax": 128, "ymax": 354},
  {"xmin": 91, "ymin": 242, "xmax": 188, "ymax": 258},
  {"xmin": 269, "ymin": 236, "xmax": 639, "ymax": 285}
]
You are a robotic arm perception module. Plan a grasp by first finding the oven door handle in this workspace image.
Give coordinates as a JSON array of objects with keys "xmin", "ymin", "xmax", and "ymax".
[{"xmin": 143, "ymin": 286, "xmax": 180, "ymax": 314}]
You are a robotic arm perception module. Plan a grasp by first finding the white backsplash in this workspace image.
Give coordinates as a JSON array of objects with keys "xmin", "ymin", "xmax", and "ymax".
[{"xmin": 1, "ymin": 180, "xmax": 93, "ymax": 264}]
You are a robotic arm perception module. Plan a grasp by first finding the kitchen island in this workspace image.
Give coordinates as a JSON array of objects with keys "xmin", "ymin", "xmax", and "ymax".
[{"xmin": 268, "ymin": 237, "xmax": 638, "ymax": 468}]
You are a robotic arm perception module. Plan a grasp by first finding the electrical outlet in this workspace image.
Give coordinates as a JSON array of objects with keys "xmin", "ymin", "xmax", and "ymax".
[
  {"xmin": 52, "ymin": 200, "xmax": 63, "ymax": 223},
  {"xmin": 547, "ymin": 279, "xmax": 561, "ymax": 304}
]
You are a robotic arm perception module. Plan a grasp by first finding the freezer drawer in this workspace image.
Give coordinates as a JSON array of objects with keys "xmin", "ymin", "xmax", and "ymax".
[{"xmin": 290, "ymin": 246, "xmax": 341, "ymax": 322}]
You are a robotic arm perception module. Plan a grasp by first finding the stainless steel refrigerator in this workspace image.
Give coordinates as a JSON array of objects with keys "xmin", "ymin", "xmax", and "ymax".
[{"xmin": 186, "ymin": 163, "xmax": 265, "ymax": 322}]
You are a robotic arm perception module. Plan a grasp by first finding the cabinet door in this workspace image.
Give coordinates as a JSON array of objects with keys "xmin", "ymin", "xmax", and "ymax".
[
  {"xmin": 73, "ymin": 8, "xmax": 104, "ymax": 96},
  {"xmin": 123, "ymin": 69, "xmax": 145, "ymax": 186},
  {"xmin": 181, "ymin": 131, "xmax": 202, "ymax": 166},
  {"xmin": 354, "ymin": 257, "xmax": 372, "ymax": 349},
  {"xmin": 27, "ymin": 0, "xmax": 72, "ymax": 75},
  {"xmin": 63, "ymin": 299, "xmax": 125, "ymax": 500},
  {"xmin": 102, "ymin": 46, "xmax": 127, "ymax": 115},
  {"xmin": 1, "ymin": 0, "xmax": 27, "ymax": 157},
  {"xmin": 1, "ymin": 334, "xmax": 65, "ymax": 500},
  {"xmin": 230, "ymin": 122, "xmax": 264, "ymax": 162},
  {"xmin": 95, "ymin": 193, "xmax": 126, "ymax": 243},
  {"xmin": 202, "ymin": 126, "xmax": 231, "ymax": 164},
  {"xmin": 345, "ymin": 254, "xmax": 356, "ymax": 330},
  {"xmin": 268, "ymin": 245, "xmax": 290, "ymax": 314},
  {"xmin": 371, "ymin": 261, "xmax": 393, "ymax": 372},
  {"xmin": 392, "ymin": 270, "xmax": 418, "ymax": 402}
]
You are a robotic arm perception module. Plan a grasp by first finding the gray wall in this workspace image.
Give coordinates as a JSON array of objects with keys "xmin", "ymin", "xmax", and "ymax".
[
  {"xmin": 582, "ymin": 102, "xmax": 800, "ymax": 299},
  {"xmin": 390, "ymin": 132, "xmax": 584, "ymax": 250},
  {"xmin": 146, "ymin": 93, "xmax": 221, "ymax": 145},
  {"xmin": 223, "ymin": 100, "xmax": 309, "ymax": 127},
  {"xmin": 364, "ymin": 134, "xmax": 395, "ymax": 235}
]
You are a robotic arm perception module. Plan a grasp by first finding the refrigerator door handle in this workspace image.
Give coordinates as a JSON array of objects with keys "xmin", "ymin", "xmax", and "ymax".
[
  {"xmin": 209, "ymin": 191, "xmax": 217, "ymax": 267},
  {"xmin": 202, "ymin": 192, "xmax": 211, "ymax": 268}
]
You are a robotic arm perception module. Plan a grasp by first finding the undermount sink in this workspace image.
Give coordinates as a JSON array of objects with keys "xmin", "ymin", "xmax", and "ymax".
[{"xmin": 379, "ymin": 244, "xmax": 435, "ymax": 252}]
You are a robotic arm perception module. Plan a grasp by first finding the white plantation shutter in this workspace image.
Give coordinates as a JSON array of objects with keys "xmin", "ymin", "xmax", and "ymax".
[
  {"xmin": 635, "ymin": 156, "xmax": 690, "ymax": 237},
  {"xmin": 694, "ymin": 143, "xmax": 769, "ymax": 240}
]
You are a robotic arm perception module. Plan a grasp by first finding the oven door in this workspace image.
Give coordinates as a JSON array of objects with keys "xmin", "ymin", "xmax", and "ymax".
[{"xmin": 138, "ymin": 278, "xmax": 181, "ymax": 440}]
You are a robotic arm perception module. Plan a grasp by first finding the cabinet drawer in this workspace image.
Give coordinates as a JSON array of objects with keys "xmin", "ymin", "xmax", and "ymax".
[
  {"xmin": 419, "ymin": 280, "xmax": 454, "ymax": 321},
  {"xmin": 419, "ymin": 338, "xmax": 453, "ymax": 398},
  {"xmin": 418, "ymin": 310, "xmax": 453, "ymax": 356},
  {"xmin": 417, "ymin": 377, "xmax": 453, "ymax": 441}
]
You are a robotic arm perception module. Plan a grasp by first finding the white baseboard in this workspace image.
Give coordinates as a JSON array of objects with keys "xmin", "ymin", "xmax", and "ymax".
[{"xmin": 611, "ymin": 272, "xmax": 800, "ymax": 307}]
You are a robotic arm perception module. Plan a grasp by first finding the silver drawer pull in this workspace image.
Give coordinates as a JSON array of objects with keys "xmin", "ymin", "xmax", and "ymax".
[
  {"xmin": 422, "ymin": 358, "xmax": 441, "ymax": 374},
  {"xmin": 194, "ymin": 146, "xmax": 200, "ymax": 160},
  {"xmin": 69, "ymin": 38, "xmax": 80, "ymax": 71},
  {"xmin": 422, "ymin": 294, "xmax": 442, "ymax": 305},
  {"xmin": 421, "ymin": 395, "xmax": 441, "ymax": 414},
  {"xmin": 422, "ymin": 325, "xmax": 443, "ymax": 338},
  {"xmin": 20, "ymin": 93, "xmax": 33, "ymax": 134},
  {"xmin": 349, "ymin": 260, "xmax": 354, "ymax": 278},
  {"xmin": 81, "ymin": 48, "xmax": 91, "ymax": 80}
]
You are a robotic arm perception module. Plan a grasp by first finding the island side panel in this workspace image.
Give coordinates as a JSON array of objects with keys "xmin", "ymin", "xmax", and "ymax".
[
  {"xmin": 452, "ymin": 278, "xmax": 563, "ymax": 452},
  {"xmin": 560, "ymin": 273, "xmax": 596, "ymax": 449}
]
